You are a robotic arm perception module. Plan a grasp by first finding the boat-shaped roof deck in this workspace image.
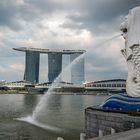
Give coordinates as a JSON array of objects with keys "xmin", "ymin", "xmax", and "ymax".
[{"xmin": 13, "ymin": 47, "xmax": 86, "ymax": 54}]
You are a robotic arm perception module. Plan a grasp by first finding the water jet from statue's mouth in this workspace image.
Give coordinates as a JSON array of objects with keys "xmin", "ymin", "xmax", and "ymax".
[{"xmin": 14, "ymin": 116, "xmax": 63, "ymax": 132}]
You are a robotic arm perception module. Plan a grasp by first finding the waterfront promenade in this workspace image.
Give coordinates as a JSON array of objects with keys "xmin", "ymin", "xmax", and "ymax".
[{"xmin": 89, "ymin": 128, "xmax": 140, "ymax": 140}]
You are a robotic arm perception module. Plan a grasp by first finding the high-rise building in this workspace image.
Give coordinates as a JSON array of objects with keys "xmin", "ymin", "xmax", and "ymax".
[
  {"xmin": 70, "ymin": 53, "xmax": 85, "ymax": 85},
  {"xmin": 48, "ymin": 53, "xmax": 62, "ymax": 82},
  {"xmin": 13, "ymin": 47, "xmax": 85, "ymax": 84},
  {"xmin": 24, "ymin": 51, "xmax": 40, "ymax": 83}
]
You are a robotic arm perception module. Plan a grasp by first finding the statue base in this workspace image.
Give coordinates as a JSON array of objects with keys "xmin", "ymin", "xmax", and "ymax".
[
  {"xmin": 101, "ymin": 93, "xmax": 140, "ymax": 112},
  {"xmin": 85, "ymin": 93, "xmax": 140, "ymax": 139},
  {"xmin": 85, "ymin": 106, "xmax": 140, "ymax": 139}
]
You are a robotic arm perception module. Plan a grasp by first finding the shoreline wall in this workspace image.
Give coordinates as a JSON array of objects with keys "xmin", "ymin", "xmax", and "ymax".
[{"xmin": 85, "ymin": 107, "xmax": 140, "ymax": 139}]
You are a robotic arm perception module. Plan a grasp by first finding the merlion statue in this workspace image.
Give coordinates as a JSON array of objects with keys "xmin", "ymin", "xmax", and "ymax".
[
  {"xmin": 120, "ymin": 6, "xmax": 140, "ymax": 97},
  {"xmin": 100, "ymin": 7, "xmax": 140, "ymax": 111}
]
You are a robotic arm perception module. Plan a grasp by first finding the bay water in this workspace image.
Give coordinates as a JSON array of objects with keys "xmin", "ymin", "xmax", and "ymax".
[{"xmin": 0, "ymin": 93, "xmax": 108, "ymax": 140}]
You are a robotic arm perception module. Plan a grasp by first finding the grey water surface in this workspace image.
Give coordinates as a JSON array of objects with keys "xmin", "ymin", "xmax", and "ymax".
[{"xmin": 0, "ymin": 93, "xmax": 107, "ymax": 140}]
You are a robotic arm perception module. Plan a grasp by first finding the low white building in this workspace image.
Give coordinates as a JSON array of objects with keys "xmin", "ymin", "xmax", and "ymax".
[
  {"xmin": 84, "ymin": 79, "xmax": 126, "ymax": 92},
  {"xmin": 4, "ymin": 80, "xmax": 34, "ymax": 88}
]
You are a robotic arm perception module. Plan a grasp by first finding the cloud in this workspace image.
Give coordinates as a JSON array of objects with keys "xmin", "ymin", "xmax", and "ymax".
[
  {"xmin": 0, "ymin": 0, "xmax": 139, "ymax": 82},
  {"xmin": 0, "ymin": 66, "xmax": 6, "ymax": 73},
  {"xmin": 10, "ymin": 63, "xmax": 24, "ymax": 71},
  {"xmin": 63, "ymin": 0, "xmax": 140, "ymax": 35}
]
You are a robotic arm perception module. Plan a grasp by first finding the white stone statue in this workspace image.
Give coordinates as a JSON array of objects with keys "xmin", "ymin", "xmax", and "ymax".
[{"xmin": 120, "ymin": 6, "xmax": 140, "ymax": 97}]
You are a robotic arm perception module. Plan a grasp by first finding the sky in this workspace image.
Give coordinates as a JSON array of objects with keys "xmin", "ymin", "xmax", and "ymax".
[{"xmin": 0, "ymin": 0, "xmax": 140, "ymax": 82}]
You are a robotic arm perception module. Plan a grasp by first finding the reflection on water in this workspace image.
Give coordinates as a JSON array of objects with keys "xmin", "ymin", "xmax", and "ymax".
[
  {"xmin": 0, "ymin": 93, "xmax": 108, "ymax": 140},
  {"xmin": 24, "ymin": 94, "xmax": 38, "ymax": 107},
  {"xmin": 23, "ymin": 94, "xmax": 39, "ymax": 116}
]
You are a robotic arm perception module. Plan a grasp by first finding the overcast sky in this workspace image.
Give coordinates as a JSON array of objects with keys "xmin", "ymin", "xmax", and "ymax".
[{"xmin": 0, "ymin": 0, "xmax": 140, "ymax": 82}]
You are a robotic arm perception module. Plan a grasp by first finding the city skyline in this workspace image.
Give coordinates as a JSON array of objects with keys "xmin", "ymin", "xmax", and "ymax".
[{"xmin": 1, "ymin": 0, "xmax": 140, "ymax": 82}]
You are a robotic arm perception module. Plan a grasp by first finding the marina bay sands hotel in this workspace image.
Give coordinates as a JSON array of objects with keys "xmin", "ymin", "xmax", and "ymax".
[{"xmin": 13, "ymin": 47, "xmax": 85, "ymax": 84}]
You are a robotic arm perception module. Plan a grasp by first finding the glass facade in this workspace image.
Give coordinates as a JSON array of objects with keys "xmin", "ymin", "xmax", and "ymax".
[
  {"xmin": 70, "ymin": 53, "xmax": 85, "ymax": 85},
  {"xmin": 48, "ymin": 53, "xmax": 62, "ymax": 82},
  {"xmin": 22, "ymin": 50, "xmax": 85, "ymax": 84},
  {"xmin": 24, "ymin": 51, "xmax": 40, "ymax": 83}
]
